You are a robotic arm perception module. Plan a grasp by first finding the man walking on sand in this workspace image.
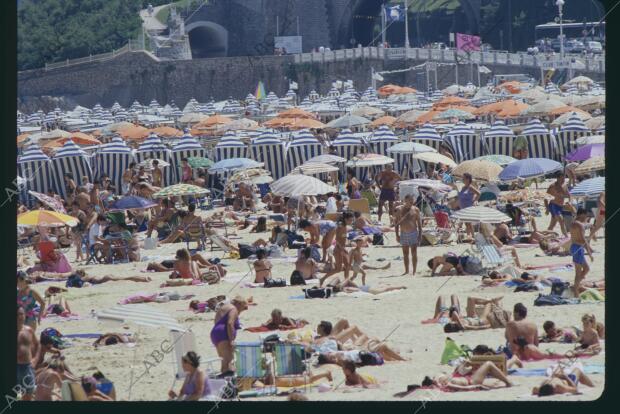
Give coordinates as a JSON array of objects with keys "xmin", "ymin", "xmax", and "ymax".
[
  {"xmin": 546, "ymin": 172, "xmax": 571, "ymax": 236},
  {"xmin": 393, "ymin": 194, "xmax": 422, "ymax": 276},
  {"xmin": 570, "ymin": 208, "xmax": 594, "ymax": 296},
  {"xmin": 376, "ymin": 164, "xmax": 400, "ymax": 223}
]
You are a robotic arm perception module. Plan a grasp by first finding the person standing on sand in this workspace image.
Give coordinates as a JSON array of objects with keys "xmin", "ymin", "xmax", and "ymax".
[
  {"xmin": 570, "ymin": 208, "xmax": 594, "ymax": 296},
  {"xmin": 151, "ymin": 160, "xmax": 163, "ymax": 188},
  {"xmin": 319, "ymin": 212, "xmax": 355, "ymax": 286},
  {"xmin": 122, "ymin": 162, "xmax": 136, "ymax": 195},
  {"xmin": 210, "ymin": 296, "xmax": 249, "ymax": 376},
  {"xmin": 376, "ymin": 164, "xmax": 401, "ymax": 223},
  {"xmin": 393, "ymin": 194, "xmax": 422, "ymax": 276},
  {"xmin": 17, "ymin": 306, "xmax": 38, "ymax": 401},
  {"xmin": 546, "ymin": 172, "xmax": 571, "ymax": 236}
]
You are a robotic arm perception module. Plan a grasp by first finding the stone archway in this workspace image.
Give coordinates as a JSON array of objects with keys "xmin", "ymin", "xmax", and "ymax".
[{"xmin": 185, "ymin": 21, "xmax": 229, "ymax": 58}]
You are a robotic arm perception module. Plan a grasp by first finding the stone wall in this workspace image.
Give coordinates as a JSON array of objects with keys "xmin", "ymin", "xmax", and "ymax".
[{"xmin": 18, "ymin": 50, "xmax": 604, "ymax": 111}]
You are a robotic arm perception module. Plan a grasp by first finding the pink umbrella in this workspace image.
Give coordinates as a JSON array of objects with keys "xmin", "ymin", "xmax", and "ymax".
[{"xmin": 28, "ymin": 190, "xmax": 66, "ymax": 213}]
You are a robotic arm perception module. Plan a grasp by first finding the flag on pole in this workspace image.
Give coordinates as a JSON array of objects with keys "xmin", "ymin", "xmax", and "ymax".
[
  {"xmin": 478, "ymin": 65, "xmax": 492, "ymax": 74},
  {"xmin": 385, "ymin": 5, "xmax": 405, "ymax": 22},
  {"xmin": 456, "ymin": 33, "xmax": 481, "ymax": 51},
  {"xmin": 372, "ymin": 72, "xmax": 384, "ymax": 81},
  {"xmin": 255, "ymin": 81, "xmax": 266, "ymax": 100},
  {"xmin": 289, "ymin": 81, "xmax": 298, "ymax": 90}
]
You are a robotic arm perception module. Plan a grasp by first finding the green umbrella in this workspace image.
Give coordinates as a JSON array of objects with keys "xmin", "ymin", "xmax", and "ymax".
[
  {"xmin": 187, "ymin": 157, "xmax": 214, "ymax": 168},
  {"xmin": 153, "ymin": 184, "xmax": 210, "ymax": 198},
  {"xmin": 434, "ymin": 108, "xmax": 475, "ymax": 121},
  {"xmin": 474, "ymin": 155, "xmax": 517, "ymax": 166}
]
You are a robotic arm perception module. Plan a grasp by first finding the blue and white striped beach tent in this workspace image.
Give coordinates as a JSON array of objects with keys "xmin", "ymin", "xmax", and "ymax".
[
  {"xmin": 213, "ymin": 132, "xmax": 248, "ymax": 162},
  {"xmin": 369, "ymin": 125, "xmax": 399, "ymax": 156},
  {"xmin": 285, "ymin": 129, "xmax": 324, "ymax": 172},
  {"xmin": 556, "ymin": 113, "xmax": 591, "ymax": 161},
  {"xmin": 50, "ymin": 140, "xmax": 94, "ymax": 198},
  {"xmin": 331, "ymin": 129, "xmax": 367, "ymax": 178},
  {"xmin": 482, "ymin": 120, "xmax": 516, "ymax": 156},
  {"xmin": 443, "ymin": 122, "xmax": 483, "ymax": 163},
  {"xmin": 249, "ymin": 131, "xmax": 287, "ymax": 179},
  {"xmin": 171, "ymin": 133, "xmax": 207, "ymax": 183},
  {"xmin": 93, "ymin": 136, "xmax": 134, "ymax": 194},
  {"xmin": 17, "ymin": 145, "xmax": 56, "ymax": 205},
  {"xmin": 412, "ymin": 123, "xmax": 443, "ymax": 150},
  {"xmin": 134, "ymin": 133, "xmax": 174, "ymax": 187},
  {"xmin": 520, "ymin": 118, "xmax": 558, "ymax": 160}
]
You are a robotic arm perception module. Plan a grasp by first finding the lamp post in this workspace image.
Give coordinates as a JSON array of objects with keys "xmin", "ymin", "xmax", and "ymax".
[
  {"xmin": 556, "ymin": 0, "xmax": 565, "ymax": 61},
  {"xmin": 404, "ymin": 0, "xmax": 410, "ymax": 49}
]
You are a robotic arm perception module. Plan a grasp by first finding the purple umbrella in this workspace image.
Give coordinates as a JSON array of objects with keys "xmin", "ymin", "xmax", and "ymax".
[
  {"xmin": 565, "ymin": 143, "xmax": 605, "ymax": 162},
  {"xmin": 109, "ymin": 196, "xmax": 158, "ymax": 211}
]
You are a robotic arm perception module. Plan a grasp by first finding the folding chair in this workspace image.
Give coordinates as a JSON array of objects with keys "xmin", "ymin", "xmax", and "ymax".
[
  {"xmin": 234, "ymin": 341, "xmax": 272, "ymax": 393},
  {"xmin": 473, "ymin": 233, "xmax": 508, "ymax": 270},
  {"xmin": 272, "ymin": 343, "xmax": 309, "ymax": 391},
  {"xmin": 184, "ymin": 222, "xmax": 207, "ymax": 252},
  {"xmin": 469, "ymin": 354, "xmax": 507, "ymax": 375},
  {"xmin": 348, "ymin": 198, "xmax": 371, "ymax": 218},
  {"xmin": 107, "ymin": 235, "xmax": 130, "ymax": 264}
]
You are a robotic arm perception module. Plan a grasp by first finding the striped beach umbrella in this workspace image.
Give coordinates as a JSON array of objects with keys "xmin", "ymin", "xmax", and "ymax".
[
  {"xmin": 452, "ymin": 206, "xmax": 511, "ymax": 223},
  {"xmin": 499, "ymin": 158, "xmax": 562, "ymax": 181},
  {"xmin": 569, "ymin": 177, "xmax": 605, "ymax": 197}
]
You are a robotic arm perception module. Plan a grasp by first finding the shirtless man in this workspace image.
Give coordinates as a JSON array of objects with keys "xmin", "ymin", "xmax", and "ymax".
[
  {"xmin": 505, "ymin": 303, "xmax": 538, "ymax": 354},
  {"xmin": 147, "ymin": 199, "xmax": 175, "ymax": 238},
  {"xmin": 376, "ymin": 164, "xmax": 401, "ymax": 222},
  {"xmin": 151, "ymin": 160, "xmax": 163, "ymax": 188},
  {"xmin": 89, "ymin": 180, "xmax": 103, "ymax": 213},
  {"xmin": 122, "ymin": 162, "xmax": 136, "ymax": 195},
  {"xmin": 319, "ymin": 211, "xmax": 354, "ymax": 286},
  {"xmin": 299, "ymin": 219, "xmax": 336, "ymax": 262},
  {"xmin": 546, "ymin": 173, "xmax": 571, "ymax": 236},
  {"xmin": 161, "ymin": 203, "xmax": 202, "ymax": 244},
  {"xmin": 569, "ymin": 208, "xmax": 594, "ymax": 296},
  {"xmin": 393, "ymin": 194, "xmax": 422, "ymax": 276},
  {"xmin": 17, "ymin": 306, "xmax": 39, "ymax": 401}
]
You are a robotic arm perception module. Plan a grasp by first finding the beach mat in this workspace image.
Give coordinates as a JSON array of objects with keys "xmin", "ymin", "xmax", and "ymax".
[{"xmin": 508, "ymin": 364, "xmax": 604, "ymax": 377}]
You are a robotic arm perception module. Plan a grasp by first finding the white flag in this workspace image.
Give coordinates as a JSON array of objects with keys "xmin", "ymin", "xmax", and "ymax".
[
  {"xmin": 478, "ymin": 65, "xmax": 492, "ymax": 74},
  {"xmin": 372, "ymin": 72, "xmax": 384, "ymax": 81},
  {"xmin": 335, "ymin": 81, "xmax": 343, "ymax": 89},
  {"xmin": 289, "ymin": 81, "xmax": 298, "ymax": 90}
]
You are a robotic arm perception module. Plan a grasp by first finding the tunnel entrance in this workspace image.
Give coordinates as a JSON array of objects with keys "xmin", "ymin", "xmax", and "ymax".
[{"xmin": 186, "ymin": 22, "xmax": 228, "ymax": 58}]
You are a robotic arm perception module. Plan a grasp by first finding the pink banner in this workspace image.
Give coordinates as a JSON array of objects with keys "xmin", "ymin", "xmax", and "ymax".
[{"xmin": 456, "ymin": 33, "xmax": 481, "ymax": 52}]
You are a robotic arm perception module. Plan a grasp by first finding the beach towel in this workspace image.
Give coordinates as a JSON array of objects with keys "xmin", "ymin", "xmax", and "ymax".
[
  {"xmin": 63, "ymin": 333, "xmax": 105, "ymax": 339},
  {"xmin": 508, "ymin": 364, "xmax": 604, "ymax": 377},
  {"xmin": 526, "ymin": 263, "xmax": 573, "ymax": 271},
  {"xmin": 244, "ymin": 321, "xmax": 308, "ymax": 333},
  {"xmin": 579, "ymin": 288, "xmax": 605, "ymax": 302}
]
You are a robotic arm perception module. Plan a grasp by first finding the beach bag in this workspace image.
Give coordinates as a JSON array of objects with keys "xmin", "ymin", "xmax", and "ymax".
[
  {"xmin": 303, "ymin": 287, "xmax": 332, "ymax": 299},
  {"xmin": 285, "ymin": 230, "xmax": 305, "ymax": 249},
  {"xmin": 463, "ymin": 256, "xmax": 483, "ymax": 275},
  {"xmin": 534, "ymin": 294, "xmax": 569, "ymax": 306},
  {"xmin": 264, "ymin": 278, "xmax": 286, "ymax": 288},
  {"xmin": 359, "ymin": 351, "xmax": 384, "ymax": 366},
  {"xmin": 65, "ymin": 273, "xmax": 84, "ymax": 288},
  {"xmin": 514, "ymin": 282, "xmax": 539, "ymax": 292},
  {"xmin": 487, "ymin": 304, "xmax": 512, "ymax": 328},
  {"xmin": 290, "ymin": 271, "xmax": 306, "ymax": 286},
  {"xmin": 372, "ymin": 233, "xmax": 384, "ymax": 246},
  {"xmin": 238, "ymin": 244, "xmax": 256, "ymax": 259},
  {"xmin": 440, "ymin": 338, "xmax": 468, "ymax": 365},
  {"xmin": 551, "ymin": 281, "xmax": 570, "ymax": 296},
  {"xmin": 201, "ymin": 271, "xmax": 220, "ymax": 285}
]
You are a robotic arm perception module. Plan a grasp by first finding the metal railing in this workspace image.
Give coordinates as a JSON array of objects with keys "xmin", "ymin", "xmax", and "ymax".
[
  {"xmin": 293, "ymin": 46, "xmax": 605, "ymax": 73},
  {"xmin": 43, "ymin": 39, "xmax": 145, "ymax": 71}
]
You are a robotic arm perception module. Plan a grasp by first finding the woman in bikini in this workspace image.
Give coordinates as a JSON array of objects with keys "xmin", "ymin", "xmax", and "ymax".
[
  {"xmin": 210, "ymin": 296, "xmax": 249, "ymax": 376},
  {"xmin": 319, "ymin": 212, "xmax": 355, "ymax": 286},
  {"xmin": 17, "ymin": 272, "xmax": 45, "ymax": 331},
  {"xmin": 253, "ymin": 248, "xmax": 272, "ymax": 283},
  {"xmin": 168, "ymin": 352, "xmax": 205, "ymax": 401},
  {"xmin": 160, "ymin": 249, "xmax": 201, "ymax": 287},
  {"xmin": 298, "ymin": 218, "xmax": 337, "ymax": 263},
  {"xmin": 539, "ymin": 237, "xmax": 572, "ymax": 256},
  {"xmin": 424, "ymin": 360, "xmax": 513, "ymax": 391}
]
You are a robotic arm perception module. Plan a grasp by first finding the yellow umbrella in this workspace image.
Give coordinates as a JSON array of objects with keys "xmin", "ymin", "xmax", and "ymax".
[
  {"xmin": 17, "ymin": 210, "xmax": 78, "ymax": 227},
  {"xmin": 411, "ymin": 152, "xmax": 457, "ymax": 168},
  {"xmin": 452, "ymin": 160, "xmax": 502, "ymax": 182},
  {"xmin": 575, "ymin": 156, "xmax": 605, "ymax": 175}
]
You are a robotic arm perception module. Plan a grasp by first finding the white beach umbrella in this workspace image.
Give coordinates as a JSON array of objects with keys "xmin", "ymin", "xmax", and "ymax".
[
  {"xmin": 305, "ymin": 154, "xmax": 347, "ymax": 164},
  {"xmin": 291, "ymin": 163, "xmax": 339, "ymax": 175},
  {"xmin": 271, "ymin": 175, "xmax": 336, "ymax": 196},
  {"xmin": 411, "ymin": 152, "xmax": 457, "ymax": 168},
  {"xmin": 452, "ymin": 206, "xmax": 511, "ymax": 223}
]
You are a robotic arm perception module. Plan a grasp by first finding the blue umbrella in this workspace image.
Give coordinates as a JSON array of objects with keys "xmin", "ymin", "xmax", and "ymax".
[
  {"xmin": 109, "ymin": 196, "xmax": 158, "ymax": 211},
  {"xmin": 499, "ymin": 158, "xmax": 562, "ymax": 181},
  {"xmin": 209, "ymin": 158, "xmax": 263, "ymax": 174},
  {"xmin": 569, "ymin": 177, "xmax": 605, "ymax": 197}
]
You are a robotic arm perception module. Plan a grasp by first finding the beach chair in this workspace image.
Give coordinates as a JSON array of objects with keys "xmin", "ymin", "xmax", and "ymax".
[
  {"xmin": 272, "ymin": 343, "xmax": 309, "ymax": 391},
  {"xmin": 469, "ymin": 354, "xmax": 507, "ymax": 375},
  {"xmin": 473, "ymin": 233, "xmax": 508, "ymax": 269},
  {"xmin": 234, "ymin": 341, "xmax": 272, "ymax": 393},
  {"xmin": 106, "ymin": 234, "xmax": 130, "ymax": 264},
  {"xmin": 170, "ymin": 329, "xmax": 221, "ymax": 380},
  {"xmin": 61, "ymin": 381, "xmax": 88, "ymax": 401},
  {"xmin": 184, "ymin": 222, "xmax": 207, "ymax": 251},
  {"xmin": 348, "ymin": 198, "xmax": 371, "ymax": 218}
]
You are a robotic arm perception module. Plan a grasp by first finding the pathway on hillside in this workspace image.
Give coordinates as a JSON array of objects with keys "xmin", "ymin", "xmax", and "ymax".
[{"xmin": 140, "ymin": 4, "xmax": 168, "ymax": 32}]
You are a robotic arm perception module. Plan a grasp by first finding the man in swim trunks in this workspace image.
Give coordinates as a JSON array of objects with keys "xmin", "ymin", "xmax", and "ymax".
[
  {"xmin": 505, "ymin": 303, "xmax": 538, "ymax": 354},
  {"xmin": 570, "ymin": 208, "xmax": 594, "ymax": 296},
  {"xmin": 393, "ymin": 194, "xmax": 422, "ymax": 276},
  {"xmin": 546, "ymin": 172, "xmax": 571, "ymax": 236},
  {"xmin": 376, "ymin": 164, "xmax": 401, "ymax": 222},
  {"xmin": 17, "ymin": 306, "xmax": 38, "ymax": 400}
]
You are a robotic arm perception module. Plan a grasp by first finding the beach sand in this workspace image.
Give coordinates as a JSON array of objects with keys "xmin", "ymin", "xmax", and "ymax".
[{"xmin": 27, "ymin": 206, "xmax": 605, "ymax": 402}]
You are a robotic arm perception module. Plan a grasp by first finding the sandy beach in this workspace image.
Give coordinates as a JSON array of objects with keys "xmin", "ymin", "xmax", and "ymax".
[{"xmin": 24, "ymin": 198, "xmax": 604, "ymax": 402}]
